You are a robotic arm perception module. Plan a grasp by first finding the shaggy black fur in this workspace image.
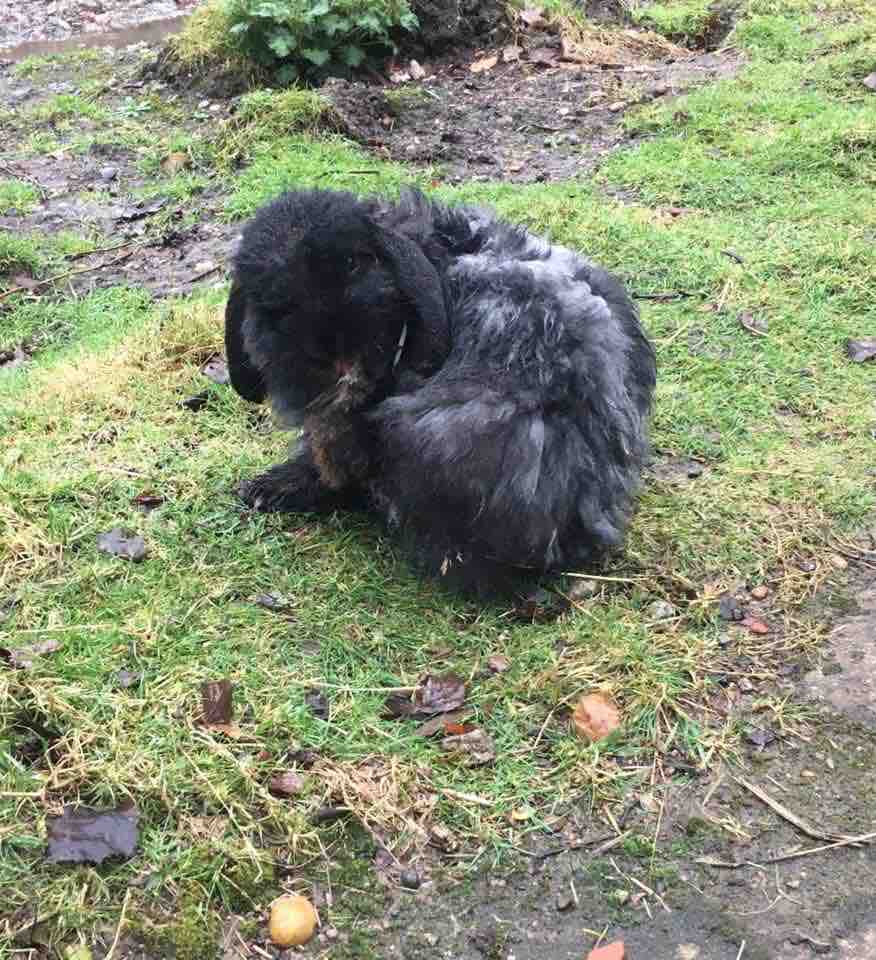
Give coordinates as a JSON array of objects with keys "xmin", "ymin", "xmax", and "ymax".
[{"xmin": 226, "ymin": 187, "xmax": 656, "ymax": 593}]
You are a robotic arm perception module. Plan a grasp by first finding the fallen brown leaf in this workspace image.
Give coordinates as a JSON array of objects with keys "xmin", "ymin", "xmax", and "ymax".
[
  {"xmin": 519, "ymin": 6, "xmax": 545, "ymax": 28},
  {"xmin": 133, "ymin": 491, "xmax": 165, "ymax": 511},
  {"xmin": 414, "ymin": 710, "xmax": 466, "ymax": 737},
  {"xmin": 161, "ymin": 152, "xmax": 190, "ymax": 175},
  {"xmin": 385, "ymin": 672, "xmax": 466, "ymax": 718},
  {"xmin": 528, "ymin": 46, "xmax": 557, "ymax": 66},
  {"xmin": 571, "ymin": 692, "xmax": 621, "ymax": 742},
  {"xmin": 470, "ymin": 54, "xmax": 498, "ymax": 74},
  {"xmin": 846, "ymin": 337, "xmax": 876, "ymax": 363},
  {"xmin": 269, "ymin": 770, "xmax": 305, "ymax": 796},
  {"xmin": 487, "ymin": 654, "xmax": 511, "ymax": 673},
  {"xmin": 2, "ymin": 638, "xmax": 60, "ymax": 670},
  {"xmin": 47, "ymin": 804, "xmax": 139, "ymax": 864},
  {"xmin": 201, "ymin": 678, "xmax": 233, "ymax": 725},
  {"xmin": 441, "ymin": 728, "xmax": 497, "ymax": 766},
  {"xmin": 97, "ymin": 528, "xmax": 148, "ymax": 562}
]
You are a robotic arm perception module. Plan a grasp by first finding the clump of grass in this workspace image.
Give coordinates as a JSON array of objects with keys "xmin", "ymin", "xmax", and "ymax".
[
  {"xmin": 0, "ymin": 231, "xmax": 44, "ymax": 278},
  {"xmin": 12, "ymin": 48, "xmax": 103, "ymax": 79},
  {"xmin": 629, "ymin": 0, "xmax": 720, "ymax": 44},
  {"xmin": 31, "ymin": 93, "xmax": 107, "ymax": 124},
  {"xmin": 214, "ymin": 87, "xmax": 330, "ymax": 168},
  {"xmin": 0, "ymin": 179, "xmax": 40, "ymax": 215},
  {"xmin": 168, "ymin": 0, "xmax": 239, "ymax": 68}
]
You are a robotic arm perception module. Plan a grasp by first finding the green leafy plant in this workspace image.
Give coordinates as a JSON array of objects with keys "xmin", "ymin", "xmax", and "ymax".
[{"xmin": 225, "ymin": 0, "xmax": 418, "ymax": 82}]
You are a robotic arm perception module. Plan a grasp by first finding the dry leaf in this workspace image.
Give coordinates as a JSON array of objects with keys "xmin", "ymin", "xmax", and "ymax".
[
  {"xmin": 528, "ymin": 46, "xmax": 557, "ymax": 66},
  {"xmin": 571, "ymin": 692, "xmax": 621, "ymax": 742},
  {"xmin": 519, "ymin": 6, "xmax": 545, "ymax": 27},
  {"xmin": 47, "ymin": 805, "xmax": 139, "ymax": 864},
  {"xmin": 415, "ymin": 710, "xmax": 466, "ymax": 737},
  {"xmin": 201, "ymin": 679, "xmax": 233, "ymax": 724},
  {"xmin": 161, "ymin": 152, "xmax": 190, "ymax": 174},
  {"xmin": 2, "ymin": 638, "xmax": 60, "ymax": 670},
  {"xmin": 305, "ymin": 688, "xmax": 330, "ymax": 720},
  {"xmin": 385, "ymin": 673, "xmax": 466, "ymax": 718},
  {"xmin": 739, "ymin": 312, "xmax": 768, "ymax": 336},
  {"xmin": 487, "ymin": 654, "xmax": 511, "ymax": 673},
  {"xmin": 97, "ymin": 528, "xmax": 148, "ymax": 562},
  {"xmin": 133, "ymin": 491, "xmax": 165, "ymax": 511},
  {"xmin": 846, "ymin": 337, "xmax": 876, "ymax": 362},
  {"xmin": 470, "ymin": 54, "xmax": 498, "ymax": 74},
  {"xmin": 560, "ymin": 36, "xmax": 584, "ymax": 63},
  {"xmin": 269, "ymin": 771, "xmax": 305, "ymax": 796},
  {"xmin": 441, "ymin": 728, "xmax": 496, "ymax": 766}
]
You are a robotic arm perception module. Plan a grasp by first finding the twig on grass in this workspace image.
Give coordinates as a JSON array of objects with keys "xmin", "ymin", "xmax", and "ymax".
[
  {"xmin": 734, "ymin": 775, "xmax": 869, "ymax": 843},
  {"xmin": 0, "ymin": 249, "xmax": 137, "ymax": 303},
  {"xmin": 105, "ymin": 888, "xmax": 132, "ymax": 960}
]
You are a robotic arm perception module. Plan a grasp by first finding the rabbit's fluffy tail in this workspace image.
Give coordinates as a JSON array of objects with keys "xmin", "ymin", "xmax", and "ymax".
[{"xmin": 368, "ymin": 375, "xmax": 645, "ymax": 592}]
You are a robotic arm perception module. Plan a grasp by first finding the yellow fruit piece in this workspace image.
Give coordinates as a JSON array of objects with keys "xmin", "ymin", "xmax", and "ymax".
[{"xmin": 268, "ymin": 894, "xmax": 318, "ymax": 947}]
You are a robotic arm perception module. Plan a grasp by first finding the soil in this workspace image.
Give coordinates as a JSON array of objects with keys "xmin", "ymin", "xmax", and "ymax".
[
  {"xmin": 3, "ymin": 12, "xmax": 876, "ymax": 960},
  {"xmin": 323, "ymin": 49, "xmax": 738, "ymax": 186}
]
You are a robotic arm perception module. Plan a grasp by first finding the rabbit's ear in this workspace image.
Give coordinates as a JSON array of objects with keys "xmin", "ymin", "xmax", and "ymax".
[
  {"xmin": 225, "ymin": 281, "xmax": 267, "ymax": 403},
  {"xmin": 370, "ymin": 224, "xmax": 449, "ymax": 374}
]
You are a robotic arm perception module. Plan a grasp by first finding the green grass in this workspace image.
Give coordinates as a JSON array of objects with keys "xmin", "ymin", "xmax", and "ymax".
[
  {"xmin": 630, "ymin": 0, "xmax": 717, "ymax": 44},
  {"xmin": 2, "ymin": 0, "xmax": 876, "ymax": 952},
  {"xmin": 31, "ymin": 93, "xmax": 108, "ymax": 124},
  {"xmin": 0, "ymin": 179, "xmax": 40, "ymax": 215}
]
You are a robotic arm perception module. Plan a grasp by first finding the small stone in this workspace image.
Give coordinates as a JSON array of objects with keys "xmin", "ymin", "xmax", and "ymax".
[
  {"xmin": 718, "ymin": 595, "xmax": 745, "ymax": 621},
  {"xmin": 750, "ymin": 585, "xmax": 769, "ymax": 600},
  {"xmin": 646, "ymin": 599, "xmax": 677, "ymax": 621},
  {"xmin": 863, "ymin": 72, "xmax": 876, "ymax": 91},
  {"xmin": 556, "ymin": 892, "xmax": 575, "ymax": 911},
  {"xmin": 400, "ymin": 869, "xmax": 421, "ymax": 890},
  {"xmin": 409, "ymin": 59, "xmax": 426, "ymax": 80},
  {"xmin": 829, "ymin": 553, "xmax": 848, "ymax": 570},
  {"xmin": 99, "ymin": 165, "xmax": 118, "ymax": 182},
  {"xmin": 568, "ymin": 578, "xmax": 598, "ymax": 601},
  {"xmin": 607, "ymin": 101, "xmax": 626, "ymax": 112}
]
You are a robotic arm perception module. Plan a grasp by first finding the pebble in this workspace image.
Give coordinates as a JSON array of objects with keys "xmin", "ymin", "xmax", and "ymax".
[
  {"xmin": 719, "ymin": 595, "xmax": 745, "ymax": 621},
  {"xmin": 567, "ymin": 577, "xmax": 598, "ymax": 601},
  {"xmin": 750, "ymin": 585, "xmax": 769, "ymax": 600},
  {"xmin": 556, "ymin": 892, "xmax": 575, "ymax": 911},
  {"xmin": 646, "ymin": 599, "xmax": 677, "ymax": 621},
  {"xmin": 399, "ymin": 869, "xmax": 421, "ymax": 890},
  {"xmin": 99, "ymin": 165, "xmax": 118, "ymax": 182}
]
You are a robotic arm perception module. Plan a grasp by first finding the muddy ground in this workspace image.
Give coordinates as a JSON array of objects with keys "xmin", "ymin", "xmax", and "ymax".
[{"xmin": 2, "ymin": 14, "xmax": 876, "ymax": 960}]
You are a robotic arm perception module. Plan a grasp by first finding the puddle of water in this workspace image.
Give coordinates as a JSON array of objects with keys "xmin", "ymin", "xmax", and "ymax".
[{"xmin": 0, "ymin": 15, "xmax": 188, "ymax": 62}]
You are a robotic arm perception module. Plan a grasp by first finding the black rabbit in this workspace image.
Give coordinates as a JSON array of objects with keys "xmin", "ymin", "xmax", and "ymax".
[{"xmin": 225, "ymin": 186, "xmax": 656, "ymax": 592}]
